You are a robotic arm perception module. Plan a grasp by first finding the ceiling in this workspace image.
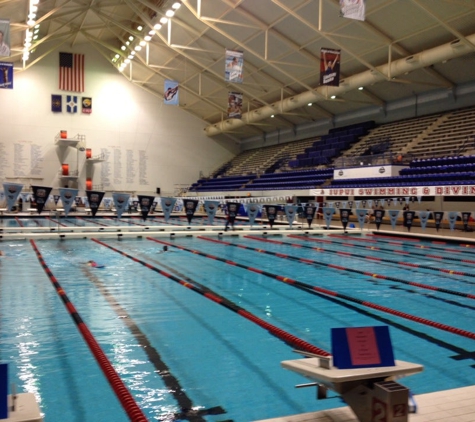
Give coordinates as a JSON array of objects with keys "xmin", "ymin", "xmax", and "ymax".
[{"xmin": 2, "ymin": 0, "xmax": 475, "ymax": 144}]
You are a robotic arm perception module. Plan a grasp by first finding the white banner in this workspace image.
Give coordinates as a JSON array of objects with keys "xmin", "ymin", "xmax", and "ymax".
[{"xmin": 313, "ymin": 185, "xmax": 475, "ymax": 197}]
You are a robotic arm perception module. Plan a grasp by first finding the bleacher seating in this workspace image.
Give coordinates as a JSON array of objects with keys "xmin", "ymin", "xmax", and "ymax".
[{"xmin": 247, "ymin": 169, "xmax": 333, "ymax": 190}]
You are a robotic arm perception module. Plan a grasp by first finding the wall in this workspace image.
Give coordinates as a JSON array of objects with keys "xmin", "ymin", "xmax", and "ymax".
[{"xmin": 0, "ymin": 45, "xmax": 237, "ymax": 195}]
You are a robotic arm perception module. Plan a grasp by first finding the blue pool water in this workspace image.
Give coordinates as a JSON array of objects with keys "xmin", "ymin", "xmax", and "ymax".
[{"xmin": 1, "ymin": 217, "xmax": 475, "ymax": 421}]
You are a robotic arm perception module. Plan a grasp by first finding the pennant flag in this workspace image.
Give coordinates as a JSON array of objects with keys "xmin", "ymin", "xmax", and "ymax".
[
  {"xmin": 51, "ymin": 94, "xmax": 62, "ymax": 112},
  {"xmin": 82, "ymin": 97, "xmax": 92, "ymax": 114},
  {"xmin": 164, "ymin": 80, "xmax": 179, "ymax": 105},
  {"xmin": 403, "ymin": 211, "xmax": 415, "ymax": 232},
  {"xmin": 305, "ymin": 203, "xmax": 317, "ymax": 228},
  {"xmin": 374, "ymin": 209, "xmax": 386, "ymax": 231},
  {"xmin": 183, "ymin": 199, "xmax": 199, "ymax": 224},
  {"xmin": 228, "ymin": 92, "xmax": 243, "ymax": 119},
  {"xmin": 204, "ymin": 200, "xmax": 220, "ymax": 225},
  {"xmin": 245, "ymin": 203, "xmax": 261, "ymax": 227},
  {"xmin": 284, "ymin": 204, "xmax": 298, "ymax": 228},
  {"xmin": 138, "ymin": 195, "xmax": 155, "ymax": 221},
  {"xmin": 418, "ymin": 211, "xmax": 430, "ymax": 231},
  {"xmin": 85, "ymin": 190, "xmax": 105, "ymax": 217},
  {"xmin": 0, "ymin": 19, "xmax": 11, "ymax": 57},
  {"xmin": 225, "ymin": 49, "xmax": 244, "ymax": 83},
  {"xmin": 434, "ymin": 211, "xmax": 444, "ymax": 232},
  {"xmin": 112, "ymin": 193, "xmax": 130, "ymax": 219},
  {"xmin": 388, "ymin": 210, "xmax": 400, "ymax": 229},
  {"xmin": 461, "ymin": 212, "xmax": 472, "ymax": 232},
  {"xmin": 322, "ymin": 207, "xmax": 336, "ymax": 229},
  {"xmin": 53, "ymin": 195, "xmax": 60, "ymax": 205},
  {"xmin": 0, "ymin": 61, "xmax": 13, "ymax": 89},
  {"xmin": 160, "ymin": 197, "xmax": 177, "ymax": 223},
  {"xmin": 340, "ymin": 0, "xmax": 366, "ymax": 21},
  {"xmin": 355, "ymin": 209, "xmax": 367, "ymax": 230},
  {"xmin": 59, "ymin": 52, "xmax": 85, "ymax": 92},
  {"xmin": 3, "ymin": 183, "xmax": 23, "ymax": 211},
  {"xmin": 447, "ymin": 211, "xmax": 458, "ymax": 231},
  {"xmin": 339, "ymin": 208, "xmax": 351, "ymax": 231},
  {"xmin": 66, "ymin": 95, "xmax": 78, "ymax": 113},
  {"xmin": 58, "ymin": 188, "xmax": 78, "ymax": 216},
  {"xmin": 320, "ymin": 48, "xmax": 340, "ymax": 87},
  {"xmin": 31, "ymin": 186, "xmax": 53, "ymax": 214},
  {"xmin": 0, "ymin": 363, "xmax": 7, "ymax": 419},
  {"xmin": 263, "ymin": 205, "xmax": 278, "ymax": 228}
]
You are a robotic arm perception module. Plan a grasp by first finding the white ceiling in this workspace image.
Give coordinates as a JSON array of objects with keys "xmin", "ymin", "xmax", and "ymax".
[{"xmin": 2, "ymin": 0, "xmax": 475, "ymax": 144}]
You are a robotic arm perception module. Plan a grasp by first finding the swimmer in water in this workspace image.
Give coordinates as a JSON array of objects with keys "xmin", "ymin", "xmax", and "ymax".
[
  {"xmin": 87, "ymin": 260, "xmax": 98, "ymax": 267},
  {"xmin": 158, "ymin": 246, "xmax": 169, "ymax": 253}
]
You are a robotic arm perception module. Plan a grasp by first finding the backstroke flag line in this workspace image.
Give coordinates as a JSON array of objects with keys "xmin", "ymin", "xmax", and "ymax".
[
  {"xmin": 340, "ymin": 0, "xmax": 366, "ymax": 21},
  {"xmin": 59, "ymin": 52, "xmax": 85, "ymax": 92},
  {"xmin": 320, "ymin": 48, "xmax": 341, "ymax": 87}
]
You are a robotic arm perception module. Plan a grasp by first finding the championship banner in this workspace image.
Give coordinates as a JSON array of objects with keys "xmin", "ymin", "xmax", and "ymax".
[
  {"xmin": 226, "ymin": 202, "xmax": 240, "ymax": 226},
  {"xmin": 374, "ymin": 209, "xmax": 385, "ymax": 231},
  {"xmin": 263, "ymin": 205, "xmax": 278, "ymax": 228},
  {"xmin": 59, "ymin": 188, "xmax": 78, "ymax": 216},
  {"xmin": 305, "ymin": 203, "xmax": 318, "ymax": 228},
  {"xmin": 284, "ymin": 204, "xmax": 298, "ymax": 228},
  {"xmin": 447, "ymin": 211, "xmax": 458, "ymax": 231},
  {"xmin": 160, "ymin": 197, "xmax": 177, "ymax": 222},
  {"xmin": 320, "ymin": 48, "xmax": 340, "ymax": 87},
  {"xmin": 0, "ymin": 61, "xmax": 13, "ymax": 89},
  {"xmin": 339, "ymin": 208, "xmax": 351, "ymax": 231},
  {"xmin": 164, "ymin": 80, "xmax": 179, "ymax": 105},
  {"xmin": 0, "ymin": 19, "xmax": 11, "ymax": 57},
  {"xmin": 138, "ymin": 195, "xmax": 155, "ymax": 221},
  {"xmin": 183, "ymin": 199, "xmax": 199, "ymax": 224},
  {"xmin": 461, "ymin": 211, "xmax": 472, "ymax": 232},
  {"xmin": 355, "ymin": 209, "xmax": 367, "ymax": 229},
  {"xmin": 418, "ymin": 211, "xmax": 430, "ymax": 231},
  {"xmin": 322, "ymin": 207, "xmax": 336, "ymax": 229},
  {"xmin": 245, "ymin": 203, "xmax": 261, "ymax": 227},
  {"xmin": 85, "ymin": 190, "xmax": 105, "ymax": 217},
  {"xmin": 403, "ymin": 210, "xmax": 415, "ymax": 232},
  {"xmin": 112, "ymin": 193, "xmax": 130, "ymax": 219},
  {"xmin": 204, "ymin": 200, "xmax": 220, "ymax": 225},
  {"xmin": 225, "ymin": 49, "xmax": 244, "ymax": 83},
  {"xmin": 228, "ymin": 92, "xmax": 243, "ymax": 119},
  {"xmin": 31, "ymin": 186, "xmax": 52, "ymax": 214},
  {"xmin": 434, "ymin": 211, "xmax": 444, "ymax": 232},
  {"xmin": 340, "ymin": 0, "xmax": 366, "ymax": 21},
  {"xmin": 3, "ymin": 182, "xmax": 23, "ymax": 211},
  {"xmin": 388, "ymin": 209, "xmax": 400, "ymax": 230}
]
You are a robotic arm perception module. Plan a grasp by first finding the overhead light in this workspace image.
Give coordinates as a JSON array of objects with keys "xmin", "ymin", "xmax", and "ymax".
[
  {"xmin": 126, "ymin": 41, "xmax": 130, "ymax": 46},
  {"xmin": 137, "ymin": 25, "xmax": 143, "ymax": 31},
  {"xmin": 124, "ymin": 59, "xmax": 130, "ymax": 64},
  {"xmin": 270, "ymin": 114, "xmax": 275, "ymax": 118},
  {"xmin": 166, "ymin": 10, "xmax": 175, "ymax": 17},
  {"xmin": 358, "ymin": 86, "xmax": 364, "ymax": 90},
  {"xmin": 28, "ymin": 12, "xmax": 36, "ymax": 19},
  {"xmin": 330, "ymin": 95, "xmax": 336, "ymax": 99},
  {"xmin": 307, "ymin": 102, "xmax": 312, "ymax": 106},
  {"xmin": 154, "ymin": 23, "xmax": 162, "ymax": 30},
  {"xmin": 139, "ymin": 40, "xmax": 146, "ymax": 46},
  {"xmin": 114, "ymin": 54, "xmax": 120, "ymax": 59},
  {"xmin": 33, "ymin": 35, "xmax": 38, "ymax": 40},
  {"xmin": 131, "ymin": 51, "xmax": 136, "ymax": 56},
  {"xmin": 27, "ymin": 19, "xmax": 36, "ymax": 26},
  {"xmin": 144, "ymin": 35, "xmax": 152, "ymax": 42},
  {"xmin": 160, "ymin": 17, "xmax": 168, "ymax": 24},
  {"xmin": 127, "ymin": 54, "xmax": 134, "ymax": 59},
  {"xmin": 128, "ymin": 35, "xmax": 134, "ymax": 41},
  {"xmin": 148, "ymin": 30, "xmax": 155, "ymax": 35},
  {"xmin": 172, "ymin": 2, "xmax": 181, "ymax": 9},
  {"xmin": 121, "ymin": 45, "xmax": 126, "ymax": 50},
  {"xmin": 134, "ymin": 45, "xmax": 142, "ymax": 51},
  {"xmin": 31, "ymin": 5, "xmax": 38, "ymax": 12}
]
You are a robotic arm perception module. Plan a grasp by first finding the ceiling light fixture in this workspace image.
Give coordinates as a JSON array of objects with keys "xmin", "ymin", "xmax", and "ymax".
[{"xmin": 330, "ymin": 95, "xmax": 336, "ymax": 99}]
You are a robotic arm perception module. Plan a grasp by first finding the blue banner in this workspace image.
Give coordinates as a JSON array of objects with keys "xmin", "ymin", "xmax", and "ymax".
[
  {"xmin": 3, "ymin": 182, "xmax": 23, "ymax": 211},
  {"xmin": 355, "ymin": 208, "xmax": 367, "ymax": 230},
  {"xmin": 447, "ymin": 211, "xmax": 458, "ymax": 231},
  {"xmin": 245, "ymin": 203, "xmax": 261, "ymax": 227},
  {"xmin": 112, "ymin": 193, "xmax": 130, "ymax": 219},
  {"xmin": 164, "ymin": 80, "xmax": 179, "ymax": 105},
  {"xmin": 0, "ymin": 61, "xmax": 13, "ymax": 89},
  {"xmin": 66, "ymin": 95, "xmax": 78, "ymax": 113},
  {"xmin": 0, "ymin": 363, "xmax": 7, "ymax": 419},
  {"xmin": 322, "ymin": 207, "xmax": 336, "ymax": 229},
  {"xmin": 418, "ymin": 211, "xmax": 430, "ymax": 231},
  {"xmin": 160, "ymin": 197, "xmax": 176, "ymax": 222},
  {"xmin": 204, "ymin": 200, "xmax": 220, "ymax": 225},
  {"xmin": 284, "ymin": 204, "xmax": 298, "ymax": 228},
  {"xmin": 59, "ymin": 188, "xmax": 78, "ymax": 216},
  {"xmin": 388, "ymin": 209, "xmax": 400, "ymax": 229}
]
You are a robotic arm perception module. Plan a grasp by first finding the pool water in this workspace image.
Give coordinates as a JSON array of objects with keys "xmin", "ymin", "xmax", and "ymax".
[{"xmin": 1, "ymin": 218, "xmax": 475, "ymax": 421}]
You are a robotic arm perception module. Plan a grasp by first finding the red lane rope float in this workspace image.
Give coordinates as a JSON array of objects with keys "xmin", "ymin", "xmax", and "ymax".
[
  {"xmin": 46, "ymin": 217, "xmax": 68, "ymax": 227},
  {"xmin": 92, "ymin": 238, "xmax": 330, "ymax": 357},
  {"xmin": 289, "ymin": 234, "xmax": 475, "ymax": 278},
  {"xmin": 29, "ymin": 239, "xmax": 148, "ymax": 422},
  {"xmin": 169, "ymin": 235, "xmax": 475, "ymax": 341},
  {"xmin": 79, "ymin": 217, "xmax": 110, "ymax": 227}
]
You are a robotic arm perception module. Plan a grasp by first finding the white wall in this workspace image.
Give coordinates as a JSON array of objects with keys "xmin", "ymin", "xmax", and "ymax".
[{"xmin": 0, "ymin": 45, "xmax": 237, "ymax": 195}]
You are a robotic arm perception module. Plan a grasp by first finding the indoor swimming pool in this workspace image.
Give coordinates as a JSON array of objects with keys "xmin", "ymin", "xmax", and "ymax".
[{"xmin": 1, "ymin": 217, "xmax": 475, "ymax": 421}]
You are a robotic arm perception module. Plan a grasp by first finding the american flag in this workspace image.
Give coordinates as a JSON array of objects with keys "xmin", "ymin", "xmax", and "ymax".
[{"xmin": 59, "ymin": 52, "xmax": 84, "ymax": 92}]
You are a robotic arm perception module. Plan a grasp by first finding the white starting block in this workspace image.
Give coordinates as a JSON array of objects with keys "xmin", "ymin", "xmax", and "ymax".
[{"xmin": 1, "ymin": 393, "xmax": 43, "ymax": 422}]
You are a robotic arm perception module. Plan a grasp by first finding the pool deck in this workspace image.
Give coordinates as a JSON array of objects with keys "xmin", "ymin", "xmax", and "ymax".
[{"xmin": 255, "ymin": 385, "xmax": 475, "ymax": 421}]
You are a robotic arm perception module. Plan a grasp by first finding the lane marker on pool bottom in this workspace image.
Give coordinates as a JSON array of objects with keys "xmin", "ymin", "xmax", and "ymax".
[
  {"xmin": 152, "ymin": 236, "xmax": 475, "ymax": 341},
  {"xmin": 91, "ymin": 238, "xmax": 330, "ymax": 358},
  {"xmin": 29, "ymin": 239, "xmax": 148, "ymax": 422}
]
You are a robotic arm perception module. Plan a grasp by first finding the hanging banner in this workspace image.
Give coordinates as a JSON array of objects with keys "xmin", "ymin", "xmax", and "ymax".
[
  {"xmin": 339, "ymin": 208, "xmax": 351, "ymax": 231},
  {"xmin": 204, "ymin": 200, "xmax": 220, "ymax": 225},
  {"xmin": 374, "ymin": 208, "xmax": 386, "ymax": 231},
  {"xmin": 355, "ymin": 209, "xmax": 367, "ymax": 229},
  {"xmin": 183, "ymin": 199, "xmax": 199, "ymax": 224},
  {"xmin": 418, "ymin": 211, "xmax": 430, "ymax": 231},
  {"xmin": 320, "ymin": 48, "xmax": 340, "ymax": 87},
  {"xmin": 0, "ymin": 363, "xmax": 7, "ymax": 419},
  {"xmin": 160, "ymin": 197, "xmax": 177, "ymax": 222},
  {"xmin": 226, "ymin": 201, "xmax": 240, "ymax": 226},
  {"xmin": 82, "ymin": 97, "xmax": 92, "ymax": 114},
  {"xmin": 164, "ymin": 80, "xmax": 179, "ymax": 105},
  {"xmin": 264, "ymin": 205, "xmax": 278, "ymax": 228},
  {"xmin": 112, "ymin": 193, "xmax": 130, "ymax": 218},
  {"xmin": 59, "ymin": 188, "xmax": 78, "ymax": 216},
  {"xmin": 3, "ymin": 182, "xmax": 23, "ymax": 211},
  {"xmin": 461, "ymin": 211, "xmax": 472, "ymax": 232},
  {"xmin": 66, "ymin": 95, "xmax": 78, "ymax": 113},
  {"xmin": 305, "ymin": 203, "xmax": 318, "ymax": 228},
  {"xmin": 340, "ymin": 0, "xmax": 366, "ymax": 21},
  {"xmin": 447, "ymin": 211, "xmax": 458, "ymax": 231},
  {"xmin": 138, "ymin": 195, "xmax": 155, "ymax": 221},
  {"xmin": 225, "ymin": 49, "xmax": 244, "ymax": 83},
  {"xmin": 0, "ymin": 19, "xmax": 11, "ymax": 57},
  {"xmin": 51, "ymin": 94, "xmax": 62, "ymax": 112},
  {"xmin": 322, "ymin": 207, "xmax": 336, "ymax": 229},
  {"xmin": 246, "ymin": 203, "xmax": 261, "ymax": 227},
  {"xmin": 284, "ymin": 204, "xmax": 298, "ymax": 228},
  {"xmin": 403, "ymin": 210, "xmax": 415, "ymax": 232},
  {"xmin": 228, "ymin": 92, "xmax": 243, "ymax": 119},
  {"xmin": 31, "ymin": 186, "xmax": 53, "ymax": 214},
  {"xmin": 388, "ymin": 210, "xmax": 400, "ymax": 230},
  {"xmin": 0, "ymin": 61, "xmax": 13, "ymax": 89},
  {"xmin": 434, "ymin": 211, "xmax": 444, "ymax": 232},
  {"xmin": 53, "ymin": 195, "xmax": 60, "ymax": 205},
  {"xmin": 85, "ymin": 190, "xmax": 105, "ymax": 217}
]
